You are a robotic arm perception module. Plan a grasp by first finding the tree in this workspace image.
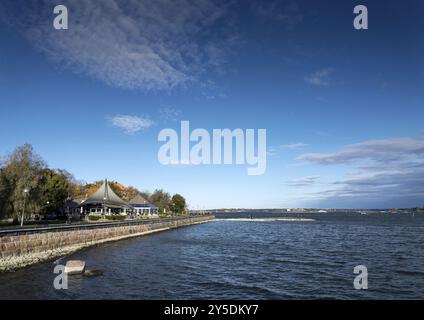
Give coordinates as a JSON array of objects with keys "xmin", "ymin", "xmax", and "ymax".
[
  {"xmin": 151, "ymin": 189, "xmax": 171, "ymax": 214},
  {"xmin": 37, "ymin": 169, "xmax": 72, "ymax": 216},
  {"xmin": 0, "ymin": 168, "xmax": 13, "ymax": 220},
  {"xmin": 139, "ymin": 191, "xmax": 152, "ymax": 203},
  {"xmin": 170, "ymin": 194, "xmax": 187, "ymax": 215},
  {"xmin": 0, "ymin": 145, "xmax": 74, "ymax": 221},
  {"xmin": 0, "ymin": 144, "xmax": 45, "ymax": 220},
  {"xmin": 0, "ymin": 144, "xmax": 189, "ymax": 222}
]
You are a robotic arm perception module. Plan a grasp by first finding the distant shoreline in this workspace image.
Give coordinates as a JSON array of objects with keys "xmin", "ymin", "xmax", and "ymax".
[
  {"xmin": 194, "ymin": 209, "xmax": 423, "ymax": 215},
  {"xmin": 215, "ymin": 218, "xmax": 316, "ymax": 222}
]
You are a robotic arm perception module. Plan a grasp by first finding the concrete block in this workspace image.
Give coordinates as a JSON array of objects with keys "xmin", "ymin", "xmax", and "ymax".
[{"xmin": 65, "ymin": 260, "xmax": 86, "ymax": 275}]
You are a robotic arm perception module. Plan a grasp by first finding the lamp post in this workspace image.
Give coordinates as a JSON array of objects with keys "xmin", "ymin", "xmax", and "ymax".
[
  {"xmin": 103, "ymin": 196, "xmax": 107, "ymax": 218},
  {"xmin": 46, "ymin": 200, "xmax": 50, "ymax": 218},
  {"xmin": 21, "ymin": 188, "xmax": 29, "ymax": 227}
]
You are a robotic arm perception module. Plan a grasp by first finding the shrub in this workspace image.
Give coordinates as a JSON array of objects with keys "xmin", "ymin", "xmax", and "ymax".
[
  {"xmin": 105, "ymin": 215, "xmax": 127, "ymax": 221},
  {"xmin": 88, "ymin": 215, "xmax": 102, "ymax": 221}
]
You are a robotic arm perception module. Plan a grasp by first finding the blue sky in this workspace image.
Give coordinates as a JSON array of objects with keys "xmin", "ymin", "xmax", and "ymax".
[{"xmin": 1, "ymin": 0, "xmax": 424, "ymax": 209}]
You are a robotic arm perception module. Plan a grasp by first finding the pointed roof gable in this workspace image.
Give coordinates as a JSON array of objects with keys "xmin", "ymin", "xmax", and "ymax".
[{"xmin": 81, "ymin": 179, "xmax": 131, "ymax": 208}]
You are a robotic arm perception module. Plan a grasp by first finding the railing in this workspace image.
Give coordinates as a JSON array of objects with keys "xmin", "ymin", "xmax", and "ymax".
[{"xmin": 0, "ymin": 215, "xmax": 215, "ymax": 237}]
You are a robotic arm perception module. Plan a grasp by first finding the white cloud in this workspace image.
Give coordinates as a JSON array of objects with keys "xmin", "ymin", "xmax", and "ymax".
[
  {"xmin": 304, "ymin": 68, "xmax": 333, "ymax": 86},
  {"xmin": 109, "ymin": 115, "xmax": 154, "ymax": 134},
  {"xmin": 1, "ymin": 0, "xmax": 236, "ymax": 91}
]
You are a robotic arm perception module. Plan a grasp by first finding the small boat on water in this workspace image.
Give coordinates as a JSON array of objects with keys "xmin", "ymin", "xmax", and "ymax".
[{"xmin": 359, "ymin": 211, "xmax": 367, "ymax": 215}]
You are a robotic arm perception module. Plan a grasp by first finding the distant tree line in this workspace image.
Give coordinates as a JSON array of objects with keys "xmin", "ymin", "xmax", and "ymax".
[{"xmin": 0, "ymin": 144, "xmax": 187, "ymax": 221}]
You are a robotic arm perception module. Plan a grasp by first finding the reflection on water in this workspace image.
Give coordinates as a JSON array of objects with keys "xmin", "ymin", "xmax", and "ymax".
[{"xmin": 0, "ymin": 212, "xmax": 423, "ymax": 300}]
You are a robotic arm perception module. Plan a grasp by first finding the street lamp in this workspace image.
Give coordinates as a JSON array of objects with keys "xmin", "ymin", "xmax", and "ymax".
[
  {"xmin": 103, "ymin": 196, "xmax": 107, "ymax": 218},
  {"xmin": 21, "ymin": 188, "xmax": 29, "ymax": 227}
]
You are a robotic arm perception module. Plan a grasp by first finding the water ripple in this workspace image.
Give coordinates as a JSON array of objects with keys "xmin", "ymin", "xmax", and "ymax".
[{"xmin": 1, "ymin": 212, "xmax": 424, "ymax": 300}]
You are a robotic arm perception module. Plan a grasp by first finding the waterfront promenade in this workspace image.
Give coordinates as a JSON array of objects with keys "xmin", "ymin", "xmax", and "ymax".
[{"xmin": 0, "ymin": 215, "xmax": 214, "ymax": 272}]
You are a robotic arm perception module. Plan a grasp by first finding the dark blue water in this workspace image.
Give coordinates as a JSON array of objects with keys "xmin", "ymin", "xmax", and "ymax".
[{"xmin": 1, "ymin": 212, "xmax": 423, "ymax": 300}]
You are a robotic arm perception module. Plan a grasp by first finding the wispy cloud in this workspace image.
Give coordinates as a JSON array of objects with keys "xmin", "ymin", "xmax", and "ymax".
[
  {"xmin": 109, "ymin": 115, "xmax": 154, "ymax": 134},
  {"xmin": 252, "ymin": 1, "xmax": 303, "ymax": 29},
  {"xmin": 0, "ymin": 0, "xmax": 237, "ymax": 91},
  {"xmin": 267, "ymin": 146, "xmax": 279, "ymax": 157},
  {"xmin": 201, "ymin": 91, "xmax": 228, "ymax": 100},
  {"xmin": 281, "ymin": 143, "xmax": 310, "ymax": 150},
  {"xmin": 298, "ymin": 137, "xmax": 424, "ymax": 165},
  {"xmin": 297, "ymin": 136, "xmax": 424, "ymax": 207},
  {"xmin": 287, "ymin": 176, "xmax": 320, "ymax": 186},
  {"xmin": 304, "ymin": 68, "xmax": 333, "ymax": 86},
  {"xmin": 307, "ymin": 166, "xmax": 424, "ymax": 208},
  {"xmin": 268, "ymin": 143, "xmax": 309, "ymax": 157},
  {"xmin": 159, "ymin": 107, "xmax": 182, "ymax": 122}
]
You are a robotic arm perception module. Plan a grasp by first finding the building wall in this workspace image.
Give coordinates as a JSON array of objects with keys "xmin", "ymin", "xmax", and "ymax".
[{"xmin": 0, "ymin": 216, "xmax": 214, "ymax": 272}]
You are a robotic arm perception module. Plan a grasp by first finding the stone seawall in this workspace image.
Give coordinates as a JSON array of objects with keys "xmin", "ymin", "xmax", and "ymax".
[{"xmin": 0, "ymin": 216, "xmax": 214, "ymax": 272}]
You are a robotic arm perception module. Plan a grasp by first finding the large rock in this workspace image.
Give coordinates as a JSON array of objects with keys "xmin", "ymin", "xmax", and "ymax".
[
  {"xmin": 84, "ymin": 269, "xmax": 104, "ymax": 277},
  {"xmin": 64, "ymin": 260, "xmax": 86, "ymax": 275}
]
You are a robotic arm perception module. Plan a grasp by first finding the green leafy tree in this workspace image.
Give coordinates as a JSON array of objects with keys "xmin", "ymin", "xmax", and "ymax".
[
  {"xmin": 170, "ymin": 194, "xmax": 187, "ymax": 215},
  {"xmin": 0, "ymin": 144, "xmax": 45, "ymax": 220},
  {"xmin": 37, "ymin": 169, "xmax": 72, "ymax": 216},
  {"xmin": 0, "ymin": 145, "xmax": 76, "ymax": 221},
  {"xmin": 0, "ymin": 168, "xmax": 13, "ymax": 219},
  {"xmin": 151, "ymin": 189, "xmax": 171, "ymax": 214}
]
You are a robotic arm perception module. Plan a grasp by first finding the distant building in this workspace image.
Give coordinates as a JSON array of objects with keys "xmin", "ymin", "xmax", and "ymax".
[
  {"xmin": 64, "ymin": 198, "xmax": 85, "ymax": 217},
  {"xmin": 79, "ymin": 179, "xmax": 132, "ymax": 216},
  {"xmin": 130, "ymin": 194, "xmax": 159, "ymax": 216},
  {"xmin": 62, "ymin": 179, "xmax": 161, "ymax": 218}
]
